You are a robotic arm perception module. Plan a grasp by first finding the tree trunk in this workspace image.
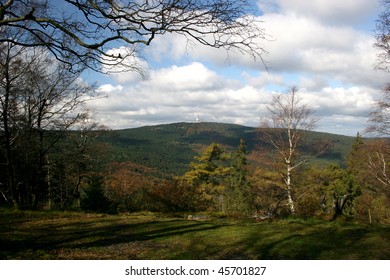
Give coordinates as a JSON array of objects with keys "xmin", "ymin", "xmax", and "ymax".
[
  {"xmin": 332, "ymin": 193, "xmax": 348, "ymax": 218},
  {"xmin": 1, "ymin": 57, "xmax": 17, "ymax": 208},
  {"xmin": 286, "ymin": 164, "xmax": 295, "ymax": 215}
]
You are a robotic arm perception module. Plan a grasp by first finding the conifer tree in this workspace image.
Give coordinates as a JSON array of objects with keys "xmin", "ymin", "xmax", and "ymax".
[
  {"xmin": 225, "ymin": 139, "xmax": 251, "ymax": 214},
  {"xmin": 181, "ymin": 143, "xmax": 230, "ymax": 211}
]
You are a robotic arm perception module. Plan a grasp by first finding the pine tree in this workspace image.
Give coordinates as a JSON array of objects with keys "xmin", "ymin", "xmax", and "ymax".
[
  {"xmin": 346, "ymin": 132, "xmax": 365, "ymax": 177},
  {"xmin": 81, "ymin": 176, "xmax": 116, "ymax": 214},
  {"xmin": 225, "ymin": 139, "xmax": 251, "ymax": 215},
  {"xmin": 180, "ymin": 143, "xmax": 230, "ymax": 211}
]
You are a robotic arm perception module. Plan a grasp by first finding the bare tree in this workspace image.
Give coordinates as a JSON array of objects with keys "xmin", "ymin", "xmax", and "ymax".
[
  {"xmin": 363, "ymin": 139, "xmax": 390, "ymax": 199},
  {"xmin": 260, "ymin": 87, "xmax": 321, "ymax": 215},
  {"xmin": 375, "ymin": 0, "xmax": 390, "ymax": 72},
  {"xmin": 0, "ymin": 36, "xmax": 98, "ymax": 207},
  {"xmin": 0, "ymin": 0, "xmax": 268, "ymax": 73},
  {"xmin": 365, "ymin": 0, "xmax": 390, "ymax": 196},
  {"xmin": 0, "ymin": 40, "xmax": 25, "ymax": 206},
  {"xmin": 366, "ymin": 85, "xmax": 390, "ymax": 136},
  {"xmin": 367, "ymin": 0, "xmax": 390, "ymax": 135}
]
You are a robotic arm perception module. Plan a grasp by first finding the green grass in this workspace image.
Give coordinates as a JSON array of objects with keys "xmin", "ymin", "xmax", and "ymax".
[{"xmin": 1, "ymin": 209, "xmax": 389, "ymax": 260}]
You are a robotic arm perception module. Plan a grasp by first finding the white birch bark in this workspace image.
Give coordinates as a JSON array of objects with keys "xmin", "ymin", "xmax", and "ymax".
[{"xmin": 261, "ymin": 87, "xmax": 322, "ymax": 215}]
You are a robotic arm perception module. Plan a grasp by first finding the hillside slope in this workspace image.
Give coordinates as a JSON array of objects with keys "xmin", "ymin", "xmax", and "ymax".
[{"xmin": 103, "ymin": 122, "xmax": 356, "ymax": 176}]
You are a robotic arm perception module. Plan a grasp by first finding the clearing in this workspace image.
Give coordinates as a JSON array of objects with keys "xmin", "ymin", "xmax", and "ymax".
[{"xmin": 0, "ymin": 210, "xmax": 389, "ymax": 259}]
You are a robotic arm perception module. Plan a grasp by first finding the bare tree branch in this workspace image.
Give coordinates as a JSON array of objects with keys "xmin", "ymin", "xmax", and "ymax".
[
  {"xmin": 366, "ymin": 143, "xmax": 390, "ymax": 192},
  {"xmin": 366, "ymin": 85, "xmax": 390, "ymax": 136},
  {"xmin": 375, "ymin": 0, "xmax": 390, "ymax": 72},
  {"xmin": 0, "ymin": 0, "xmax": 268, "ymax": 73}
]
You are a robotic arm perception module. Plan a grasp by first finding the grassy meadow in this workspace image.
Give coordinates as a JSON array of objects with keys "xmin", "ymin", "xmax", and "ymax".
[{"xmin": 0, "ymin": 209, "xmax": 389, "ymax": 260}]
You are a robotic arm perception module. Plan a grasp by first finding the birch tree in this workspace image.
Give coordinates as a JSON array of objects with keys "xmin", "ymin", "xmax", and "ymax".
[
  {"xmin": 260, "ymin": 87, "xmax": 320, "ymax": 215},
  {"xmin": 363, "ymin": 139, "xmax": 390, "ymax": 199}
]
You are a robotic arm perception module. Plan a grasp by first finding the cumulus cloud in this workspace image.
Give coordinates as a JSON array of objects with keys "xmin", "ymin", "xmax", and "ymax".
[
  {"xmin": 98, "ymin": 84, "xmax": 123, "ymax": 93},
  {"xmin": 141, "ymin": 1, "xmax": 385, "ymax": 88},
  {"xmin": 301, "ymin": 87, "xmax": 378, "ymax": 117},
  {"xmin": 298, "ymin": 76, "xmax": 329, "ymax": 91},
  {"xmin": 103, "ymin": 46, "xmax": 149, "ymax": 83},
  {"xmin": 86, "ymin": 1, "xmax": 387, "ymax": 137},
  {"xmin": 91, "ymin": 62, "xmax": 267, "ymax": 127},
  {"xmin": 143, "ymin": 29, "xmax": 267, "ymax": 72},
  {"xmin": 90, "ymin": 60, "xmax": 381, "ymax": 136},
  {"xmin": 258, "ymin": 0, "xmax": 379, "ymax": 25},
  {"xmin": 147, "ymin": 62, "xmax": 229, "ymax": 92},
  {"xmin": 254, "ymin": 10, "xmax": 388, "ymax": 90},
  {"xmin": 243, "ymin": 72, "xmax": 286, "ymax": 89}
]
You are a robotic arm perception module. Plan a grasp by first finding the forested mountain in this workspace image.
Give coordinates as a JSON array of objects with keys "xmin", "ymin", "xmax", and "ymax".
[{"xmin": 103, "ymin": 122, "xmax": 356, "ymax": 176}]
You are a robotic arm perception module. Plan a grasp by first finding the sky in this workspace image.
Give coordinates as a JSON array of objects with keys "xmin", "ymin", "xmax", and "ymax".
[{"xmin": 86, "ymin": 0, "xmax": 389, "ymax": 136}]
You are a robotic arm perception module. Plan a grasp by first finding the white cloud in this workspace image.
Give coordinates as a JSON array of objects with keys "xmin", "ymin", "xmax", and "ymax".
[
  {"xmin": 145, "ymin": 8, "xmax": 385, "ymax": 89},
  {"xmin": 88, "ymin": 61, "xmax": 382, "ymax": 136},
  {"xmin": 147, "ymin": 32, "xmax": 191, "ymax": 63},
  {"xmin": 243, "ymin": 72, "xmax": 286, "ymax": 88},
  {"xmin": 302, "ymin": 87, "xmax": 378, "ymax": 117},
  {"xmin": 259, "ymin": 0, "xmax": 379, "ymax": 25},
  {"xmin": 257, "ymin": 12, "xmax": 388, "ymax": 88},
  {"xmin": 142, "ymin": 15, "xmax": 269, "ymax": 70},
  {"xmin": 298, "ymin": 76, "xmax": 329, "ymax": 91},
  {"xmin": 147, "ymin": 62, "xmax": 229, "ymax": 92},
  {"xmin": 98, "ymin": 84, "xmax": 123, "ymax": 93},
  {"xmin": 104, "ymin": 46, "xmax": 149, "ymax": 83},
  {"xmin": 319, "ymin": 115, "xmax": 369, "ymax": 136},
  {"xmin": 85, "ymin": 1, "xmax": 387, "ymax": 137}
]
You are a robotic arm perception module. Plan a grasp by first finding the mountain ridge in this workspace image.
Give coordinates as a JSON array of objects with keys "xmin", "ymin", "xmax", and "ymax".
[{"xmin": 103, "ymin": 122, "xmax": 357, "ymax": 176}]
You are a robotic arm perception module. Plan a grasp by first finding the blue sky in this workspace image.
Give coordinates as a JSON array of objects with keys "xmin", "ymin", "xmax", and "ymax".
[{"xmin": 86, "ymin": 0, "xmax": 389, "ymax": 136}]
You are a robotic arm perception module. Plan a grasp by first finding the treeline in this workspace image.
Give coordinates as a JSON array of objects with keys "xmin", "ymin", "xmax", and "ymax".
[
  {"xmin": 77, "ymin": 137, "xmax": 390, "ymax": 224},
  {"xmin": 252, "ymin": 134, "xmax": 390, "ymax": 223},
  {"xmin": 0, "ymin": 37, "xmax": 109, "ymax": 209}
]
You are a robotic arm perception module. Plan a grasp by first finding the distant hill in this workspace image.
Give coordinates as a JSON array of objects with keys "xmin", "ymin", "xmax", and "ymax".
[{"xmin": 102, "ymin": 122, "xmax": 357, "ymax": 176}]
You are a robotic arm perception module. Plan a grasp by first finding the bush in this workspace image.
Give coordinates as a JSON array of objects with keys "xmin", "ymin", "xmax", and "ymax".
[{"xmin": 355, "ymin": 193, "xmax": 390, "ymax": 224}]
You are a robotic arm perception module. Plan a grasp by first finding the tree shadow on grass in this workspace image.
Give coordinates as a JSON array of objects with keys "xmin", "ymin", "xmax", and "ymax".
[
  {"xmin": 69, "ymin": 221, "xmax": 227, "ymax": 249},
  {"xmin": 174, "ymin": 220, "xmax": 390, "ymax": 260},
  {"xmin": 2, "ymin": 215, "xmax": 390, "ymax": 260},
  {"xmin": 0, "ymin": 218, "xmax": 229, "ymax": 259},
  {"xmin": 233, "ymin": 222, "xmax": 390, "ymax": 260}
]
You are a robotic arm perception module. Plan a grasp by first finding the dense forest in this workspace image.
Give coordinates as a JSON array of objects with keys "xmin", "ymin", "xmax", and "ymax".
[
  {"xmin": 104, "ymin": 122, "xmax": 354, "ymax": 175},
  {"xmin": 101, "ymin": 122, "xmax": 390, "ymax": 223}
]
